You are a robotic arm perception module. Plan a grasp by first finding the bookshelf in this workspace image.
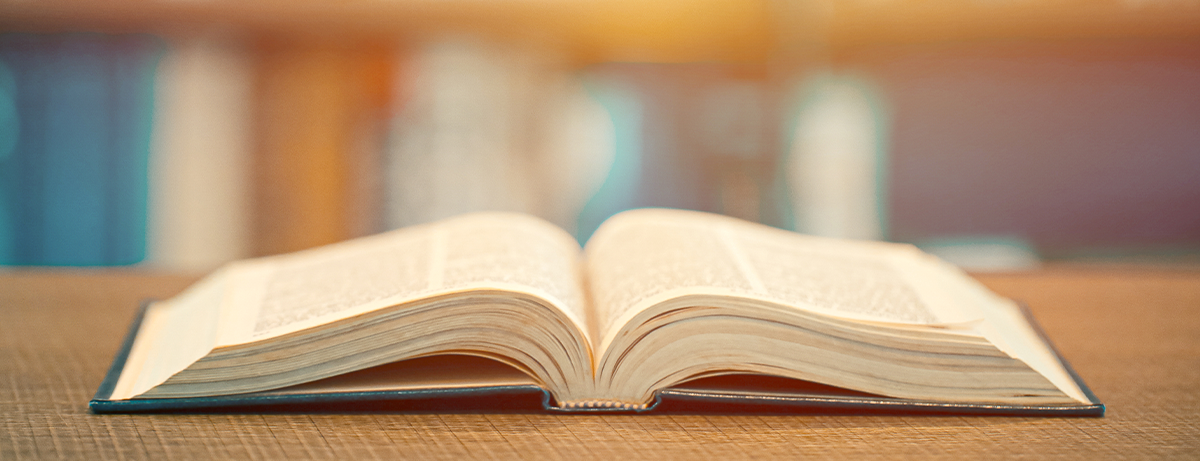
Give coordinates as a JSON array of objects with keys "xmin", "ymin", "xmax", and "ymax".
[
  {"xmin": 824, "ymin": 0, "xmax": 1200, "ymax": 49},
  {"xmin": 0, "ymin": 0, "xmax": 772, "ymax": 63},
  {"xmin": 2, "ymin": 0, "xmax": 1197, "ymax": 63},
  {"xmin": 2, "ymin": 0, "xmax": 1197, "ymax": 267}
]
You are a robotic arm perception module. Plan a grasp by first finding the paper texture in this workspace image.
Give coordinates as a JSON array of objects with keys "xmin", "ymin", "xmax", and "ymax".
[{"xmin": 587, "ymin": 209, "xmax": 942, "ymax": 340}]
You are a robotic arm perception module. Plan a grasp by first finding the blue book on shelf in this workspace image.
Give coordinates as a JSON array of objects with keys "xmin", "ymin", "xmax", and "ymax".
[
  {"xmin": 0, "ymin": 57, "xmax": 18, "ymax": 263},
  {"xmin": 0, "ymin": 34, "xmax": 50, "ymax": 265},
  {"xmin": 0, "ymin": 33, "xmax": 160, "ymax": 266},
  {"xmin": 43, "ymin": 35, "xmax": 111, "ymax": 265},
  {"xmin": 105, "ymin": 35, "xmax": 161, "ymax": 265}
]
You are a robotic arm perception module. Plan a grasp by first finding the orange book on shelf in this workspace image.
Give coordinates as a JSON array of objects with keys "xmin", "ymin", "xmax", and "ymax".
[{"xmin": 251, "ymin": 39, "xmax": 392, "ymax": 256}]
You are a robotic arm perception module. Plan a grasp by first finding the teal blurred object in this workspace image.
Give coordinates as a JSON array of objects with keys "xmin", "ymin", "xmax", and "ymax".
[
  {"xmin": 0, "ymin": 33, "xmax": 162, "ymax": 266},
  {"xmin": 0, "ymin": 59, "xmax": 17, "ymax": 263},
  {"xmin": 575, "ymin": 63, "xmax": 782, "ymax": 243},
  {"xmin": 575, "ymin": 75, "xmax": 643, "ymax": 244},
  {"xmin": 781, "ymin": 72, "xmax": 890, "ymax": 241}
]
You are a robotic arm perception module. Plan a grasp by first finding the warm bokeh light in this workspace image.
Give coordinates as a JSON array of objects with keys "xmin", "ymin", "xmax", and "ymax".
[{"xmin": 0, "ymin": 0, "xmax": 1198, "ymax": 270}]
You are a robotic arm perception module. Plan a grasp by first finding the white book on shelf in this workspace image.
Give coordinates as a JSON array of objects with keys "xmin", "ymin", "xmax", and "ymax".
[
  {"xmin": 786, "ymin": 74, "xmax": 888, "ymax": 241},
  {"xmin": 146, "ymin": 36, "xmax": 252, "ymax": 272},
  {"xmin": 385, "ymin": 38, "xmax": 613, "ymax": 236}
]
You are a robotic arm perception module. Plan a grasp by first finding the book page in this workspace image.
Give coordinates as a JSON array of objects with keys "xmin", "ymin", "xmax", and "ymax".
[
  {"xmin": 586, "ymin": 211, "xmax": 754, "ymax": 337},
  {"xmin": 719, "ymin": 221, "xmax": 945, "ymax": 324},
  {"xmin": 586, "ymin": 209, "xmax": 967, "ymax": 346},
  {"xmin": 217, "ymin": 212, "xmax": 589, "ymax": 346},
  {"xmin": 110, "ymin": 268, "xmax": 230, "ymax": 400}
]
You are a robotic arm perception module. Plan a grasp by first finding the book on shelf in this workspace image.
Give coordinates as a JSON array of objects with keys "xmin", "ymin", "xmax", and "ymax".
[
  {"xmin": 91, "ymin": 208, "xmax": 1103, "ymax": 415},
  {"xmin": 0, "ymin": 33, "xmax": 161, "ymax": 266},
  {"xmin": 146, "ymin": 35, "xmax": 254, "ymax": 271},
  {"xmin": 250, "ymin": 40, "xmax": 392, "ymax": 257},
  {"xmin": 385, "ymin": 39, "xmax": 613, "ymax": 238},
  {"xmin": 575, "ymin": 63, "xmax": 783, "ymax": 240}
]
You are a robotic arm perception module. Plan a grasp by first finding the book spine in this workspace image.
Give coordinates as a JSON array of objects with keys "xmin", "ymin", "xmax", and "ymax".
[
  {"xmin": 385, "ymin": 40, "xmax": 524, "ymax": 230},
  {"xmin": 0, "ymin": 38, "xmax": 24, "ymax": 264},
  {"xmin": 386, "ymin": 40, "xmax": 613, "ymax": 232},
  {"xmin": 146, "ymin": 35, "xmax": 253, "ymax": 270},
  {"xmin": 0, "ymin": 33, "xmax": 159, "ymax": 266},
  {"xmin": 523, "ymin": 69, "xmax": 615, "ymax": 237},
  {"xmin": 576, "ymin": 63, "xmax": 783, "ymax": 240},
  {"xmin": 342, "ymin": 44, "xmax": 392, "ymax": 239},
  {"xmin": 784, "ymin": 73, "xmax": 889, "ymax": 241},
  {"xmin": 105, "ymin": 34, "xmax": 161, "ymax": 265},
  {"xmin": 2, "ymin": 35, "xmax": 51, "ymax": 264},
  {"xmin": 40, "ymin": 35, "xmax": 111, "ymax": 265},
  {"xmin": 574, "ymin": 69, "xmax": 644, "ymax": 243},
  {"xmin": 554, "ymin": 399, "xmax": 653, "ymax": 411},
  {"xmin": 250, "ymin": 40, "xmax": 392, "ymax": 256}
]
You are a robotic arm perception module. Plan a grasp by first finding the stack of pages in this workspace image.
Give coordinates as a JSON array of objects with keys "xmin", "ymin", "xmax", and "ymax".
[{"xmin": 92, "ymin": 209, "xmax": 1102, "ymax": 415}]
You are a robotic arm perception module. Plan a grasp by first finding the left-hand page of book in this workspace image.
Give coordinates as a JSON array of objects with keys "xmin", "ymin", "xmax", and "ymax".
[{"xmin": 109, "ymin": 212, "xmax": 592, "ymax": 401}]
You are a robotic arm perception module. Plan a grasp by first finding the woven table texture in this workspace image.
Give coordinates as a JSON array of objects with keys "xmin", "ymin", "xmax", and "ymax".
[{"xmin": 2, "ymin": 268, "xmax": 1198, "ymax": 459}]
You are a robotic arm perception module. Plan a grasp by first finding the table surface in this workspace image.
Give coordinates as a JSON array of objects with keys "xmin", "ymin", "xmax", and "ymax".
[{"xmin": 2, "ymin": 267, "xmax": 1198, "ymax": 459}]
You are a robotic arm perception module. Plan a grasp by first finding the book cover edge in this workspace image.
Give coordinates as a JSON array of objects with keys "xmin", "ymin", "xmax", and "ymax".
[
  {"xmin": 1013, "ymin": 300, "xmax": 1105, "ymax": 414},
  {"xmin": 91, "ymin": 299, "xmax": 153, "ymax": 404},
  {"xmin": 89, "ymin": 300, "xmax": 554, "ymax": 413},
  {"xmin": 643, "ymin": 300, "xmax": 1103, "ymax": 417},
  {"xmin": 91, "ymin": 300, "xmax": 1104, "ymax": 416}
]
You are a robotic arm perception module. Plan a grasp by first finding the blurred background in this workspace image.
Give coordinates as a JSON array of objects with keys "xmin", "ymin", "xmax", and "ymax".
[{"xmin": 0, "ymin": 0, "xmax": 1198, "ymax": 273}]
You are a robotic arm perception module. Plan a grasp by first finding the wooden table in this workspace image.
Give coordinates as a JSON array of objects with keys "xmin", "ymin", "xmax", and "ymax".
[{"xmin": 2, "ymin": 268, "xmax": 1198, "ymax": 459}]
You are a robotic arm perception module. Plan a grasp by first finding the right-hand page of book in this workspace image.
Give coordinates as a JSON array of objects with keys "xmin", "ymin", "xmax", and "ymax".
[
  {"xmin": 584, "ymin": 208, "xmax": 1088, "ymax": 403},
  {"xmin": 586, "ymin": 209, "xmax": 972, "ymax": 335}
]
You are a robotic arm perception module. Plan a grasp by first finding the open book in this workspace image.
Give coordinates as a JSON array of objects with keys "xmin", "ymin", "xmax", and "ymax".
[{"xmin": 91, "ymin": 209, "xmax": 1103, "ymax": 415}]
